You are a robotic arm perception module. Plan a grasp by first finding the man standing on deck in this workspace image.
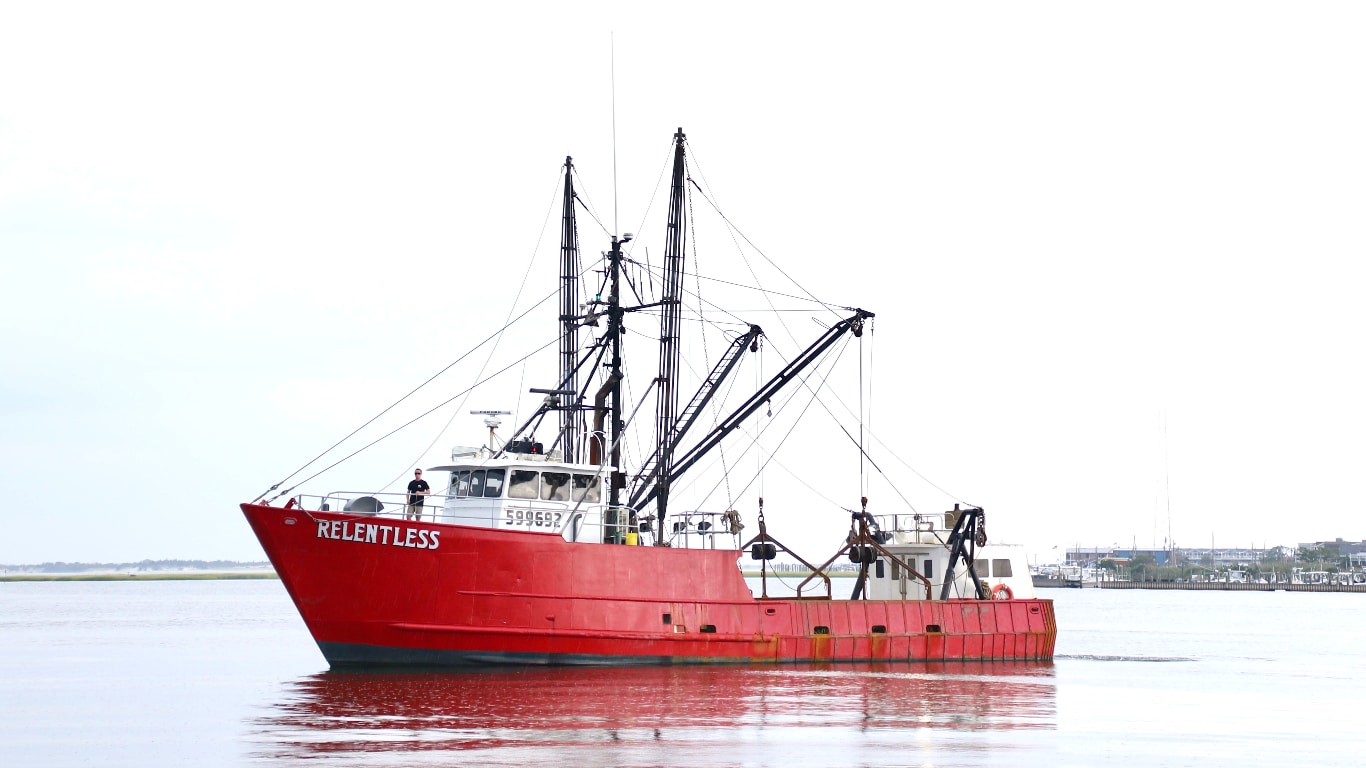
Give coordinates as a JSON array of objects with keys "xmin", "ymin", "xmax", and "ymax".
[{"xmin": 406, "ymin": 469, "xmax": 430, "ymax": 520}]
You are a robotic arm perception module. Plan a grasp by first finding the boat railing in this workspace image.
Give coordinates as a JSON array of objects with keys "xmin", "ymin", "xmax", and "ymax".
[
  {"xmin": 868, "ymin": 513, "xmax": 949, "ymax": 545},
  {"xmin": 284, "ymin": 493, "xmax": 744, "ymax": 550},
  {"xmin": 289, "ymin": 492, "xmax": 650, "ymax": 545},
  {"xmin": 556, "ymin": 504, "xmax": 638, "ymax": 544},
  {"xmin": 291, "ymin": 492, "xmax": 499, "ymax": 527},
  {"xmin": 659, "ymin": 510, "xmax": 744, "ymax": 550}
]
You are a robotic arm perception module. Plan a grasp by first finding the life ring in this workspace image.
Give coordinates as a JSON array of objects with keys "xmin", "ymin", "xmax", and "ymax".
[{"xmin": 991, "ymin": 583, "xmax": 1014, "ymax": 600}]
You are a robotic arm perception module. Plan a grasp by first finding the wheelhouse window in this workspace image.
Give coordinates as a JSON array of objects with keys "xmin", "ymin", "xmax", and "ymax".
[
  {"xmin": 483, "ymin": 468, "xmax": 505, "ymax": 497},
  {"xmin": 541, "ymin": 472, "xmax": 571, "ymax": 501},
  {"xmin": 508, "ymin": 469, "xmax": 539, "ymax": 499},
  {"xmin": 572, "ymin": 473, "xmax": 601, "ymax": 502},
  {"xmin": 975, "ymin": 559, "xmax": 990, "ymax": 577},
  {"xmin": 467, "ymin": 469, "xmax": 486, "ymax": 498},
  {"xmin": 992, "ymin": 559, "xmax": 1013, "ymax": 578},
  {"xmin": 454, "ymin": 470, "xmax": 472, "ymax": 497}
]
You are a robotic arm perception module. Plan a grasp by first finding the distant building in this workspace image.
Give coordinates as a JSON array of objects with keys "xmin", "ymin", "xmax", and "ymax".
[
  {"xmin": 1064, "ymin": 546, "xmax": 1277, "ymax": 568},
  {"xmin": 1297, "ymin": 538, "xmax": 1366, "ymax": 557},
  {"xmin": 1295, "ymin": 538, "xmax": 1366, "ymax": 567},
  {"xmin": 1267, "ymin": 545, "xmax": 1296, "ymax": 561},
  {"xmin": 1063, "ymin": 547, "xmax": 1179, "ymax": 567},
  {"xmin": 1173, "ymin": 547, "xmax": 1271, "ymax": 567},
  {"xmin": 1063, "ymin": 547, "xmax": 1116, "ymax": 567},
  {"xmin": 1112, "ymin": 548, "xmax": 1177, "ymax": 566}
]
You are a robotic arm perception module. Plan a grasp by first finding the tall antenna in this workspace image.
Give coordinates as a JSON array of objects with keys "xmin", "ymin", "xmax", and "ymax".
[
  {"xmin": 1164, "ymin": 411, "xmax": 1172, "ymax": 550},
  {"xmin": 611, "ymin": 32, "xmax": 619, "ymax": 237}
]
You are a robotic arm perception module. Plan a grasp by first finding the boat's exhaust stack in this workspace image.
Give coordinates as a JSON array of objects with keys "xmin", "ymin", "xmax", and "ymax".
[{"xmin": 590, "ymin": 372, "xmax": 621, "ymax": 466}]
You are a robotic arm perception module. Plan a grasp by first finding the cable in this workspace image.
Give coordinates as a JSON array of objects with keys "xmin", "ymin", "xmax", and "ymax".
[
  {"xmin": 383, "ymin": 163, "xmax": 570, "ymax": 491},
  {"xmin": 685, "ymin": 172, "xmax": 840, "ymax": 323},
  {"xmin": 253, "ymin": 284, "xmax": 561, "ymax": 502},
  {"xmin": 267, "ymin": 335, "xmax": 563, "ymax": 502}
]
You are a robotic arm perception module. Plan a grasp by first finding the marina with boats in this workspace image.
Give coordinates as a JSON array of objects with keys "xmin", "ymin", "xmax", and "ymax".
[{"xmin": 1032, "ymin": 564, "xmax": 1366, "ymax": 591}]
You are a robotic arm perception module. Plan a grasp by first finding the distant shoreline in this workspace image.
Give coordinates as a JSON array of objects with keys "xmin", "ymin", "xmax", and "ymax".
[
  {"xmin": 4, "ymin": 571, "xmax": 843, "ymax": 582},
  {"xmin": 1, "ymin": 572, "xmax": 279, "ymax": 582}
]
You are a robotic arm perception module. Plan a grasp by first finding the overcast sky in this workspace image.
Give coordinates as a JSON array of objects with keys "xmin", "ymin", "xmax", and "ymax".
[{"xmin": 3, "ymin": 2, "xmax": 1364, "ymax": 564}]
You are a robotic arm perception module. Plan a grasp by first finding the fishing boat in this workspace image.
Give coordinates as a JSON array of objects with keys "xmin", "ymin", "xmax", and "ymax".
[{"xmin": 242, "ymin": 129, "xmax": 1057, "ymax": 666}]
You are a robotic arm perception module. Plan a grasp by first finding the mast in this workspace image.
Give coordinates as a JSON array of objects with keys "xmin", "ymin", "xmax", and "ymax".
[
  {"xmin": 652, "ymin": 128, "xmax": 687, "ymax": 538},
  {"xmin": 605, "ymin": 232, "xmax": 631, "ymax": 514},
  {"xmin": 559, "ymin": 157, "xmax": 582, "ymax": 462}
]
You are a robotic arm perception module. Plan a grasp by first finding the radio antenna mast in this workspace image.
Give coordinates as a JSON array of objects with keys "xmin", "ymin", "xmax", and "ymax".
[{"xmin": 611, "ymin": 32, "xmax": 619, "ymax": 237}]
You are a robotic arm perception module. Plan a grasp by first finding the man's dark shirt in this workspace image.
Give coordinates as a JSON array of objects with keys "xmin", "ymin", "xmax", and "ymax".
[{"xmin": 407, "ymin": 479, "xmax": 430, "ymax": 505}]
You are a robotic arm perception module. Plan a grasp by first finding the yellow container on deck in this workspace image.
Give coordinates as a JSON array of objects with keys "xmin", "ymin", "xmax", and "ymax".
[{"xmin": 626, "ymin": 532, "xmax": 639, "ymax": 546}]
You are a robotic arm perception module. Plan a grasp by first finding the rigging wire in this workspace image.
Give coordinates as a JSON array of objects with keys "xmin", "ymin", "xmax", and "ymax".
[
  {"xmin": 675, "ymin": 313, "xmax": 941, "ymax": 519},
  {"xmin": 621, "ymin": 258, "xmax": 650, "ymax": 307},
  {"xmin": 694, "ymin": 334, "xmax": 855, "ymax": 511},
  {"xmin": 618, "ymin": 255, "xmax": 854, "ymax": 365},
  {"xmin": 256, "ymin": 166, "xmax": 612, "ymax": 501},
  {"xmin": 755, "ymin": 329, "xmax": 764, "ymax": 510},
  {"xmin": 683, "ymin": 167, "xmax": 841, "ymax": 324},
  {"xmin": 835, "ymin": 423, "xmax": 920, "ymax": 514},
  {"xmin": 773, "ymin": 337, "xmax": 969, "ymax": 510},
  {"xmin": 867, "ymin": 318, "xmax": 876, "ymax": 499},
  {"xmin": 254, "ymin": 280, "xmax": 563, "ymax": 502},
  {"xmin": 619, "ymin": 255, "xmax": 828, "ymax": 361},
  {"xmin": 383, "ymin": 163, "xmax": 571, "ymax": 490},
  {"xmin": 571, "ymin": 167, "xmax": 612, "ymax": 240},
  {"xmin": 686, "ymin": 176, "xmax": 734, "ymax": 508},
  {"xmin": 690, "ymin": 308, "xmax": 831, "ymax": 315},
  {"xmin": 622, "ymin": 254, "xmax": 956, "ymax": 511},
  {"xmin": 643, "ymin": 247, "xmax": 655, "ymax": 304},
  {"xmin": 859, "ymin": 316, "xmax": 866, "ymax": 500},
  {"xmin": 862, "ymin": 426, "xmax": 975, "ymax": 508},
  {"xmin": 673, "ymin": 329, "xmax": 848, "ymax": 507},
  {"xmin": 620, "ymin": 351, "xmax": 645, "ymax": 480},
  {"xmin": 686, "ymin": 165, "xmax": 794, "ymax": 347},
  {"xmin": 266, "ymin": 335, "xmax": 563, "ymax": 502},
  {"xmin": 622, "ymin": 137, "xmax": 680, "ymax": 297},
  {"xmin": 685, "ymin": 146, "xmax": 845, "ymax": 360},
  {"xmin": 671, "ymin": 273, "xmax": 845, "ymax": 309},
  {"xmin": 512, "ymin": 356, "xmax": 529, "ymax": 448},
  {"xmin": 574, "ymin": 188, "xmax": 612, "ymax": 240}
]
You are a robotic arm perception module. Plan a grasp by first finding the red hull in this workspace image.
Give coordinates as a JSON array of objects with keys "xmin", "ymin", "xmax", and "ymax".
[{"xmin": 244, "ymin": 503, "xmax": 1056, "ymax": 666}]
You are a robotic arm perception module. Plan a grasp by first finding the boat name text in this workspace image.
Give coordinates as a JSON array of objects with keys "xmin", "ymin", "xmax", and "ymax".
[{"xmin": 316, "ymin": 520, "xmax": 440, "ymax": 550}]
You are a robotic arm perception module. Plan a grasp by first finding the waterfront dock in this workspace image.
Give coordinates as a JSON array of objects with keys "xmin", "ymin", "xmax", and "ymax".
[{"xmin": 1096, "ymin": 580, "xmax": 1366, "ymax": 593}]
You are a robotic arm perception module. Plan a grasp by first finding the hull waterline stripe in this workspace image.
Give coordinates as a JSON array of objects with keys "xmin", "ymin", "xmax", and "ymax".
[{"xmin": 390, "ymin": 621, "xmax": 1049, "ymax": 645}]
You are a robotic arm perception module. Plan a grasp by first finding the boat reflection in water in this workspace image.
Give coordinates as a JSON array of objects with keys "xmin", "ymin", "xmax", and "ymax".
[{"xmin": 253, "ymin": 663, "xmax": 1056, "ymax": 764}]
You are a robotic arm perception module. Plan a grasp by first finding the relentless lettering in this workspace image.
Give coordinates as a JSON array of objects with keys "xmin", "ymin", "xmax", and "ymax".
[{"xmin": 314, "ymin": 519, "xmax": 439, "ymax": 550}]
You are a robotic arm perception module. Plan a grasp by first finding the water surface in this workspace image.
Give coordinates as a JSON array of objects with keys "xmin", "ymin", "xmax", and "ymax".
[{"xmin": 1, "ymin": 580, "xmax": 1361, "ymax": 766}]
